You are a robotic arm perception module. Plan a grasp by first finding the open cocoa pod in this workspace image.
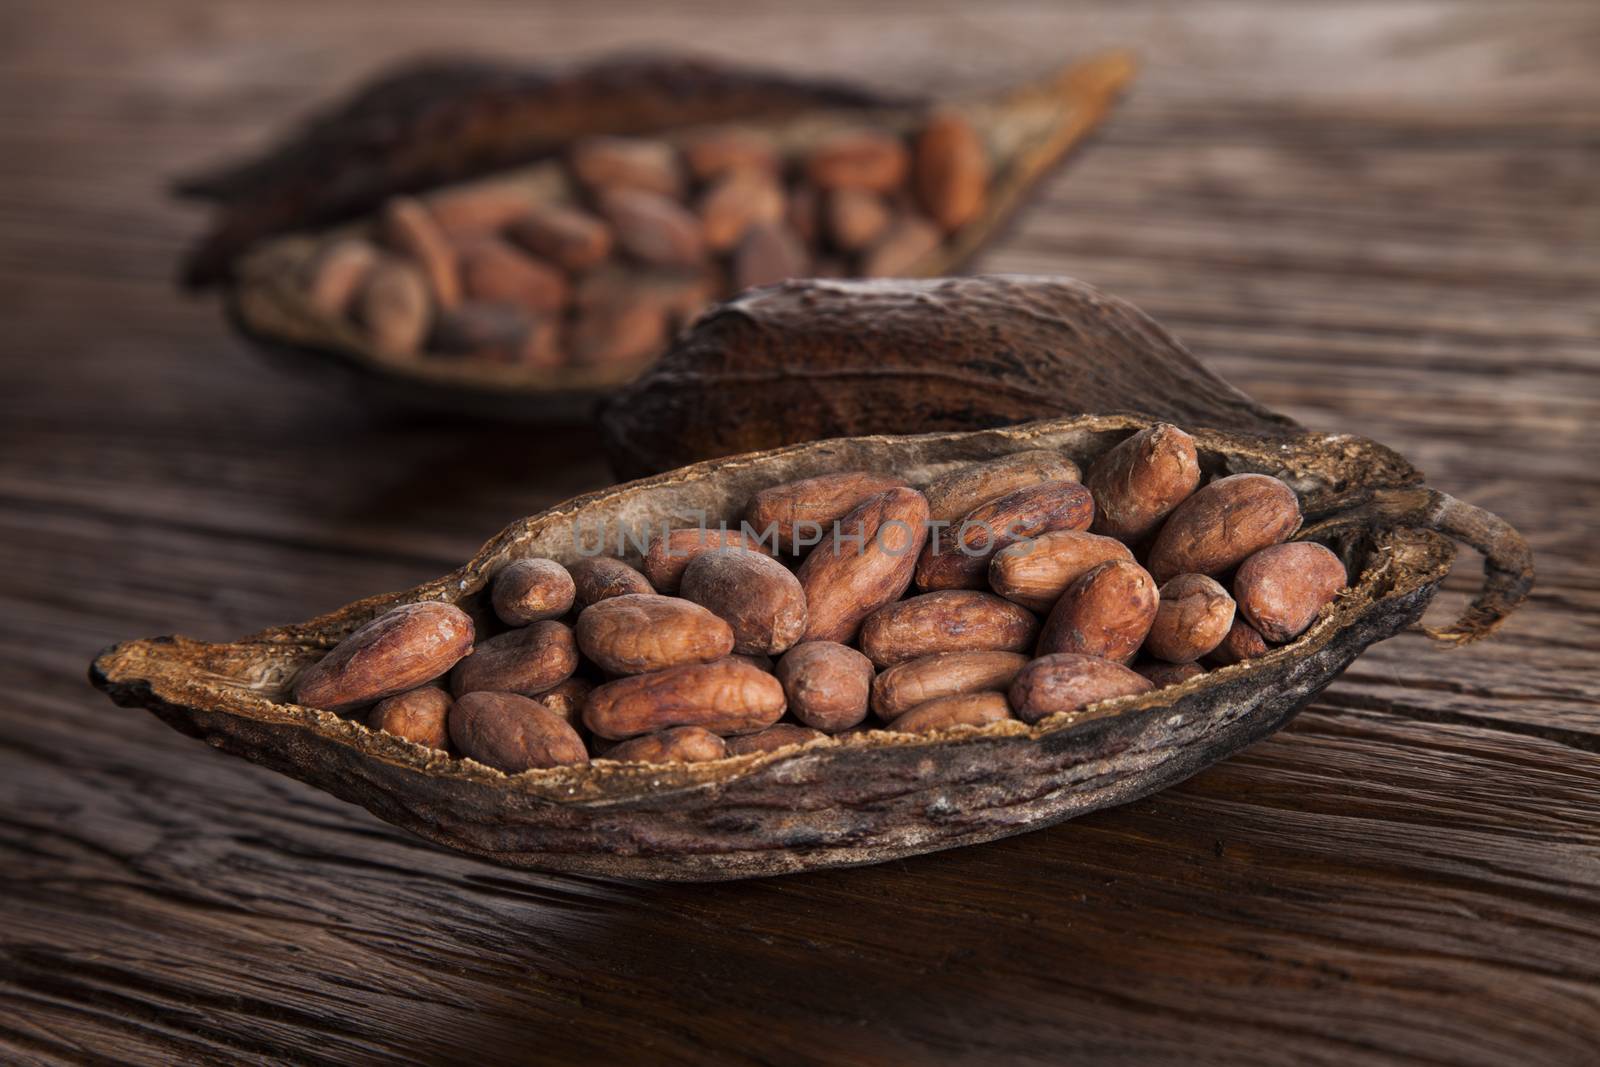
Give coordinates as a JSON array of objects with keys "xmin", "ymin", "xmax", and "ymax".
[
  {"xmin": 193, "ymin": 52, "xmax": 1133, "ymax": 416},
  {"xmin": 91, "ymin": 278, "xmax": 1531, "ymax": 879}
]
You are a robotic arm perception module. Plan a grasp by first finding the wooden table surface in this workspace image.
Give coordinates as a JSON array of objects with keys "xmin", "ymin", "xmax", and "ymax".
[{"xmin": 3, "ymin": 2, "xmax": 1597, "ymax": 1063}]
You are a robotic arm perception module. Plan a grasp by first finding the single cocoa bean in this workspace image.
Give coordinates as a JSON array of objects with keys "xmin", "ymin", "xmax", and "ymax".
[
  {"xmin": 806, "ymin": 130, "xmax": 910, "ymax": 191},
  {"xmin": 915, "ymin": 479, "xmax": 1094, "ymax": 590},
  {"xmin": 698, "ymin": 171, "xmax": 786, "ymax": 252},
  {"xmin": 450, "ymin": 620, "xmax": 578, "ymax": 698},
  {"xmin": 681, "ymin": 127, "xmax": 779, "ymax": 181},
  {"xmin": 490, "ymin": 558, "xmax": 576, "ymax": 626},
  {"xmin": 1085, "ymin": 424, "xmax": 1202, "ymax": 544},
  {"xmin": 505, "ymin": 204, "xmax": 613, "ymax": 272},
  {"xmin": 888, "ymin": 692, "xmax": 1013, "ymax": 734},
  {"xmin": 423, "ymin": 180, "xmax": 534, "ymax": 237},
  {"xmin": 1205, "ymin": 618, "xmax": 1270, "ymax": 666},
  {"xmin": 1144, "ymin": 574, "xmax": 1235, "ymax": 664},
  {"xmin": 606, "ymin": 726, "xmax": 728, "ymax": 764},
  {"xmin": 368, "ymin": 686, "xmax": 452, "ymax": 752},
  {"xmin": 449, "ymin": 691, "xmax": 588, "ymax": 771},
  {"xmin": 357, "ymin": 259, "xmax": 430, "ymax": 359},
  {"xmin": 575, "ymin": 593, "xmax": 734, "ymax": 675},
  {"xmin": 988, "ymin": 530, "xmax": 1134, "ymax": 613},
  {"xmin": 457, "ymin": 238, "xmax": 569, "ymax": 314},
  {"xmin": 921, "ymin": 450, "xmax": 1082, "ymax": 523},
  {"xmin": 746, "ymin": 470, "xmax": 910, "ymax": 551},
  {"xmin": 861, "ymin": 216, "xmax": 943, "ymax": 277},
  {"xmin": 859, "ymin": 590, "xmax": 1038, "ymax": 667},
  {"xmin": 305, "ymin": 238, "xmax": 377, "ymax": 317},
  {"xmin": 796, "ymin": 487, "xmax": 930, "ymax": 644},
  {"xmin": 915, "ymin": 111, "xmax": 989, "ymax": 232},
  {"xmin": 1234, "ymin": 541, "xmax": 1348, "ymax": 643},
  {"xmin": 569, "ymin": 136, "xmax": 683, "ymax": 197},
  {"xmin": 569, "ymin": 300, "xmax": 667, "ymax": 369},
  {"xmin": 825, "ymin": 189, "xmax": 892, "ymax": 251},
  {"xmin": 569, "ymin": 557, "xmax": 654, "ymax": 608},
  {"xmin": 293, "ymin": 602, "xmax": 473, "ymax": 712},
  {"xmin": 725, "ymin": 723, "xmax": 827, "ymax": 756},
  {"xmin": 1134, "ymin": 660, "xmax": 1207, "ymax": 688},
  {"xmin": 600, "ymin": 187, "xmax": 707, "ymax": 269},
  {"xmin": 1146, "ymin": 473, "xmax": 1302, "ymax": 583},
  {"xmin": 533, "ymin": 675, "xmax": 593, "ymax": 729},
  {"xmin": 380, "ymin": 196, "xmax": 461, "ymax": 310},
  {"xmin": 1036, "ymin": 559, "xmax": 1158, "ymax": 663},
  {"xmin": 733, "ymin": 220, "xmax": 809, "ymax": 290},
  {"xmin": 680, "ymin": 548, "xmax": 807, "ymax": 655},
  {"xmin": 1009, "ymin": 653, "xmax": 1153, "ymax": 725},
  {"xmin": 871, "ymin": 650, "xmax": 1028, "ymax": 721},
  {"xmin": 642, "ymin": 528, "xmax": 763, "ymax": 593},
  {"xmin": 774, "ymin": 641, "xmax": 873, "ymax": 732},
  {"xmin": 583, "ymin": 658, "xmax": 785, "ymax": 739}
]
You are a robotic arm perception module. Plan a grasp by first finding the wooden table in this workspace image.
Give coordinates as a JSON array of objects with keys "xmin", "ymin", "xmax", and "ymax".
[{"xmin": 3, "ymin": 2, "xmax": 1597, "ymax": 1063}]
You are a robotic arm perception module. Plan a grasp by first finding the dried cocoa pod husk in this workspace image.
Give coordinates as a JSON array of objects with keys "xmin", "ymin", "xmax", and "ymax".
[
  {"xmin": 369, "ymin": 686, "xmax": 453, "ymax": 752},
  {"xmin": 871, "ymin": 650, "xmax": 1028, "ymax": 722},
  {"xmin": 606, "ymin": 726, "xmax": 727, "ymax": 765}
]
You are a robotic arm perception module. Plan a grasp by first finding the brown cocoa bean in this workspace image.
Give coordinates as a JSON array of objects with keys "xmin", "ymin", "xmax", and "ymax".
[
  {"xmin": 533, "ymin": 675, "xmax": 593, "ymax": 729},
  {"xmin": 888, "ymin": 692, "xmax": 1013, "ymax": 734},
  {"xmin": 921, "ymin": 450, "xmax": 1082, "ymax": 523},
  {"xmin": 698, "ymin": 171, "xmax": 785, "ymax": 252},
  {"xmin": 795, "ymin": 487, "xmax": 930, "ymax": 644},
  {"xmin": 1036, "ymin": 559, "xmax": 1158, "ymax": 664},
  {"xmin": 568, "ymin": 300, "xmax": 667, "ymax": 369},
  {"xmin": 450, "ymin": 620, "xmax": 578, "ymax": 698},
  {"xmin": 806, "ymin": 131, "xmax": 910, "ymax": 191},
  {"xmin": 725, "ymin": 723, "xmax": 827, "ymax": 756},
  {"xmin": 1144, "ymin": 574, "xmax": 1235, "ymax": 664},
  {"xmin": 642, "ymin": 528, "xmax": 763, "ymax": 593},
  {"xmin": 825, "ymin": 189, "xmax": 892, "ymax": 251},
  {"xmin": 457, "ymin": 238, "xmax": 569, "ymax": 314},
  {"xmin": 988, "ymin": 530, "xmax": 1134, "ymax": 613},
  {"xmin": 380, "ymin": 196, "xmax": 461, "ymax": 310},
  {"xmin": 490, "ymin": 558, "xmax": 576, "ymax": 626},
  {"xmin": 423, "ymin": 180, "xmax": 533, "ymax": 237},
  {"xmin": 1147, "ymin": 473, "xmax": 1302, "ymax": 583},
  {"xmin": 729, "ymin": 652, "xmax": 775, "ymax": 672},
  {"xmin": 368, "ymin": 686, "xmax": 452, "ymax": 752},
  {"xmin": 681, "ymin": 127, "xmax": 779, "ymax": 181},
  {"xmin": 1085, "ymin": 424, "xmax": 1202, "ymax": 544},
  {"xmin": 430, "ymin": 303, "xmax": 542, "ymax": 364},
  {"xmin": 357, "ymin": 259, "xmax": 430, "ymax": 359},
  {"xmin": 583, "ymin": 658, "xmax": 786, "ymax": 739},
  {"xmin": 605, "ymin": 726, "xmax": 727, "ymax": 764},
  {"xmin": 774, "ymin": 641, "xmax": 873, "ymax": 732},
  {"xmin": 600, "ymin": 187, "xmax": 707, "ymax": 269},
  {"xmin": 575, "ymin": 593, "xmax": 734, "ymax": 675},
  {"xmin": 746, "ymin": 470, "xmax": 910, "ymax": 551},
  {"xmin": 680, "ymin": 548, "xmax": 807, "ymax": 655},
  {"xmin": 305, "ymin": 238, "xmax": 378, "ymax": 317},
  {"xmin": 1134, "ymin": 660, "xmax": 1207, "ymax": 688},
  {"xmin": 861, "ymin": 216, "xmax": 943, "ymax": 277},
  {"xmin": 1234, "ymin": 541, "xmax": 1348, "ymax": 643},
  {"xmin": 449, "ymin": 691, "xmax": 588, "ymax": 771},
  {"xmin": 915, "ymin": 111, "xmax": 989, "ymax": 232},
  {"xmin": 733, "ymin": 220, "xmax": 809, "ymax": 290},
  {"xmin": 569, "ymin": 136, "xmax": 683, "ymax": 197},
  {"xmin": 1205, "ymin": 618, "xmax": 1270, "ymax": 666},
  {"xmin": 569, "ymin": 557, "xmax": 654, "ymax": 608},
  {"xmin": 871, "ymin": 650, "xmax": 1028, "ymax": 722},
  {"xmin": 505, "ymin": 204, "xmax": 613, "ymax": 272},
  {"xmin": 859, "ymin": 590, "xmax": 1038, "ymax": 668},
  {"xmin": 293, "ymin": 602, "xmax": 473, "ymax": 712},
  {"xmin": 1009, "ymin": 653, "xmax": 1154, "ymax": 725},
  {"xmin": 915, "ymin": 479, "xmax": 1094, "ymax": 590}
]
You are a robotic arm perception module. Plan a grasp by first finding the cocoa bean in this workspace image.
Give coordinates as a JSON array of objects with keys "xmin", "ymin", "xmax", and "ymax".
[
  {"xmin": 733, "ymin": 220, "xmax": 809, "ymax": 290},
  {"xmin": 606, "ymin": 726, "xmax": 727, "ymax": 764},
  {"xmin": 569, "ymin": 300, "xmax": 667, "ymax": 369},
  {"xmin": 569, "ymin": 557, "xmax": 654, "ymax": 608},
  {"xmin": 915, "ymin": 479, "xmax": 1094, "ymax": 590},
  {"xmin": 888, "ymin": 692, "xmax": 1013, "ymax": 734},
  {"xmin": 1085, "ymin": 423, "xmax": 1201, "ymax": 544},
  {"xmin": 450, "ymin": 620, "xmax": 578, "ymax": 698},
  {"xmin": 1234, "ymin": 541, "xmax": 1348, "ymax": 643},
  {"xmin": 505, "ymin": 204, "xmax": 613, "ymax": 272},
  {"xmin": 988, "ymin": 530, "xmax": 1134, "ymax": 613},
  {"xmin": 569, "ymin": 136, "xmax": 683, "ymax": 197},
  {"xmin": 380, "ymin": 196, "xmax": 461, "ymax": 310},
  {"xmin": 1009, "ymin": 653, "xmax": 1153, "ymax": 725},
  {"xmin": 457, "ymin": 238, "xmax": 569, "ymax": 314},
  {"xmin": 1147, "ymin": 473, "xmax": 1302, "ymax": 583},
  {"xmin": 293, "ymin": 602, "xmax": 473, "ymax": 712},
  {"xmin": 922, "ymin": 450, "xmax": 1082, "ymax": 523},
  {"xmin": 368, "ymin": 686, "xmax": 453, "ymax": 752},
  {"xmin": 1205, "ymin": 618, "xmax": 1270, "ymax": 666},
  {"xmin": 491, "ymin": 558, "xmax": 576, "ymax": 626},
  {"xmin": 423, "ymin": 180, "xmax": 534, "ymax": 237},
  {"xmin": 825, "ymin": 189, "xmax": 891, "ymax": 251},
  {"xmin": 806, "ymin": 130, "xmax": 910, "ymax": 191},
  {"xmin": 1134, "ymin": 660, "xmax": 1207, "ymax": 688},
  {"xmin": 1036, "ymin": 559, "xmax": 1158, "ymax": 663},
  {"xmin": 575, "ymin": 593, "xmax": 734, "ymax": 675},
  {"xmin": 861, "ymin": 216, "xmax": 943, "ymax": 277},
  {"xmin": 915, "ymin": 111, "xmax": 989, "ymax": 231},
  {"xmin": 642, "ymin": 528, "xmax": 763, "ymax": 593},
  {"xmin": 871, "ymin": 650, "xmax": 1028, "ymax": 722},
  {"xmin": 859, "ymin": 590, "xmax": 1038, "ymax": 667},
  {"xmin": 583, "ymin": 658, "xmax": 786, "ymax": 739},
  {"xmin": 600, "ymin": 187, "xmax": 707, "ymax": 269},
  {"xmin": 357, "ymin": 259, "xmax": 430, "ymax": 359},
  {"xmin": 1144, "ymin": 574, "xmax": 1235, "ymax": 664},
  {"xmin": 305, "ymin": 238, "xmax": 378, "ymax": 317},
  {"xmin": 533, "ymin": 675, "xmax": 593, "ymax": 728},
  {"xmin": 725, "ymin": 723, "xmax": 826, "ymax": 756},
  {"xmin": 681, "ymin": 127, "xmax": 779, "ymax": 181},
  {"xmin": 698, "ymin": 171, "xmax": 785, "ymax": 252},
  {"xmin": 795, "ymin": 487, "xmax": 930, "ymax": 644},
  {"xmin": 774, "ymin": 641, "xmax": 873, "ymax": 732},
  {"xmin": 449, "ymin": 691, "xmax": 588, "ymax": 771},
  {"xmin": 680, "ymin": 548, "xmax": 807, "ymax": 655},
  {"xmin": 746, "ymin": 470, "xmax": 910, "ymax": 551}
]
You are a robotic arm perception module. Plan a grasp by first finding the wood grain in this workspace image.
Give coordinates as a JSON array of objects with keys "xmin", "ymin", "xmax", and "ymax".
[{"xmin": 1, "ymin": 1, "xmax": 1597, "ymax": 1063}]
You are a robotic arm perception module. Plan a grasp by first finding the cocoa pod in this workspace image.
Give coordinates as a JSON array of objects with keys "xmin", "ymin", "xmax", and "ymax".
[
  {"xmin": 505, "ymin": 205, "xmax": 613, "ymax": 272},
  {"xmin": 914, "ymin": 111, "xmax": 989, "ymax": 232},
  {"xmin": 569, "ymin": 136, "xmax": 683, "ymax": 197},
  {"xmin": 357, "ymin": 259, "xmax": 430, "ymax": 358},
  {"xmin": 449, "ymin": 691, "xmax": 588, "ymax": 772},
  {"xmin": 457, "ymin": 239, "xmax": 569, "ymax": 314},
  {"xmin": 725, "ymin": 723, "xmax": 826, "ymax": 756},
  {"xmin": 490, "ymin": 558, "xmax": 576, "ymax": 626},
  {"xmin": 861, "ymin": 216, "xmax": 942, "ymax": 277},
  {"xmin": 1134, "ymin": 660, "xmax": 1207, "ymax": 688},
  {"xmin": 732, "ymin": 220, "xmax": 808, "ymax": 290},
  {"xmin": 871, "ymin": 650, "xmax": 1028, "ymax": 722},
  {"xmin": 1144, "ymin": 574, "xmax": 1235, "ymax": 664},
  {"xmin": 1036, "ymin": 559, "xmax": 1158, "ymax": 663},
  {"xmin": 745, "ymin": 470, "xmax": 909, "ymax": 551},
  {"xmin": 583, "ymin": 658, "xmax": 786, "ymax": 739},
  {"xmin": 915, "ymin": 479, "xmax": 1094, "ymax": 590},
  {"xmin": 988, "ymin": 530, "xmax": 1134, "ymax": 613},
  {"xmin": 575, "ymin": 593, "xmax": 734, "ymax": 675},
  {"xmin": 888, "ymin": 692, "xmax": 1013, "ymax": 734},
  {"xmin": 569, "ymin": 557, "xmax": 655, "ymax": 608},
  {"xmin": 774, "ymin": 641, "xmax": 873, "ymax": 733},
  {"xmin": 1085, "ymin": 423, "xmax": 1201, "ymax": 543},
  {"xmin": 450, "ymin": 621, "xmax": 578, "ymax": 698},
  {"xmin": 859, "ymin": 590, "xmax": 1038, "ymax": 668},
  {"xmin": 680, "ymin": 127, "xmax": 779, "ymax": 181},
  {"xmin": 698, "ymin": 171, "xmax": 785, "ymax": 252},
  {"xmin": 293, "ymin": 602, "xmax": 473, "ymax": 712},
  {"xmin": 1146, "ymin": 473, "xmax": 1302, "ymax": 583},
  {"xmin": 1205, "ymin": 618, "xmax": 1270, "ymax": 666},
  {"xmin": 533, "ymin": 676, "xmax": 593, "ymax": 728},
  {"xmin": 1009, "ymin": 653, "xmax": 1153, "ymax": 725},
  {"xmin": 795, "ymin": 487, "xmax": 930, "ymax": 644},
  {"xmin": 642, "ymin": 528, "xmax": 763, "ymax": 593},
  {"xmin": 825, "ymin": 189, "xmax": 892, "ymax": 251},
  {"xmin": 1234, "ymin": 541, "xmax": 1348, "ymax": 643},
  {"xmin": 305, "ymin": 238, "xmax": 377, "ymax": 318},
  {"xmin": 599, "ymin": 187, "xmax": 707, "ymax": 269},
  {"xmin": 606, "ymin": 726, "xmax": 727, "ymax": 764},
  {"xmin": 921, "ymin": 450, "xmax": 1082, "ymax": 523},
  {"xmin": 680, "ymin": 548, "xmax": 807, "ymax": 655},
  {"xmin": 379, "ymin": 196, "xmax": 461, "ymax": 310},
  {"xmin": 369, "ymin": 686, "xmax": 453, "ymax": 752}
]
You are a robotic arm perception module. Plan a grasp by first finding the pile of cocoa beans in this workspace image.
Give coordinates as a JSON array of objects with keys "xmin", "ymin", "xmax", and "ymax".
[
  {"xmin": 292, "ymin": 425, "xmax": 1348, "ymax": 772},
  {"xmin": 300, "ymin": 114, "xmax": 988, "ymax": 369}
]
